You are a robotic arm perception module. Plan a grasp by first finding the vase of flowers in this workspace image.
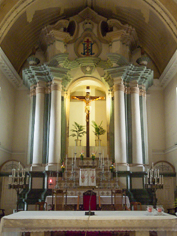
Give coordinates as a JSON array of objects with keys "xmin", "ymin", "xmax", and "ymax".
[
  {"xmin": 91, "ymin": 152, "xmax": 96, "ymax": 160},
  {"xmin": 109, "ymin": 163, "xmax": 115, "ymax": 179},
  {"xmin": 91, "ymin": 152, "xmax": 96, "ymax": 166},
  {"xmin": 61, "ymin": 163, "xmax": 65, "ymax": 180},
  {"xmin": 80, "ymin": 151, "xmax": 84, "ymax": 166}
]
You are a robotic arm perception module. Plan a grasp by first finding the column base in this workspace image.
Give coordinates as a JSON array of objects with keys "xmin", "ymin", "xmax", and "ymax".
[
  {"xmin": 129, "ymin": 164, "xmax": 144, "ymax": 172},
  {"xmin": 30, "ymin": 165, "xmax": 45, "ymax": 171},
  {"xmin": 116, "ymin": 163, "xmax": 128, "ymax": 171},
  {"xmin": 45, "ymin": 163, "xmax": 60, "ymax": 171}
]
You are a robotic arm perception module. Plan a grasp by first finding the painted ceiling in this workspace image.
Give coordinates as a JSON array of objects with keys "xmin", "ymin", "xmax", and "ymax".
[{"xmin": 0, "ymin": 0, "xmax": 177, "ymax": 76}]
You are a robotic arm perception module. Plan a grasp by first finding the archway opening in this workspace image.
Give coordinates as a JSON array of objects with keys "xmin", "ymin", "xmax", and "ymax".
[{"xmin": 67, "ymin": 78, "xmax": 108, "ymax": 158}]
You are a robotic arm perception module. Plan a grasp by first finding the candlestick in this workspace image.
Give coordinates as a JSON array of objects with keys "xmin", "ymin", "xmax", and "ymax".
[
  {"xmin": 66, "ymin": 155, "xmax": 67, "ymax": 171},
  {"xmin": 107, "ymin": 155, "xmax": 109, "ymax": 172}
]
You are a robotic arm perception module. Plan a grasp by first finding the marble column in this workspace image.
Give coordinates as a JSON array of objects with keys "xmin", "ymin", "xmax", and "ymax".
[
  {"xmin": 48, "ymin": 80, "xmax": 62, "ymax": 167},
  {"xmin": 130, "ymin": 84, "xmax": 143, "ymax": 164},
  {"xmin": 114, "ymin": 80, "xmax": 127, "ymax": 164},
  {"xmin": 140, "ymin": 86, "xmax": 148, "ymax": 164},
  {"xmin": 32, "ymin": 81, "xmax": 46, "ymax": 166},
  {"xmin": 27, "ymin": 85, "xmax": 36, "ymax": 164}
]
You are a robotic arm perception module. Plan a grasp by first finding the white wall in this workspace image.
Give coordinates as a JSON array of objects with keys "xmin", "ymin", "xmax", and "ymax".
[
  {"xmin": 147, "ymin": 87, "xmax": 166, "ymax": 164},
  {"xmin": 164, "ymin": 73, "xmax": 177, "ymax": 171},
  {"xmin": 11, "ymin": 89, "xmax": 30, "ymax": 166},
  {"xmin": 0, "ymin": 70, "xmax": 15, "ymax": 165}
]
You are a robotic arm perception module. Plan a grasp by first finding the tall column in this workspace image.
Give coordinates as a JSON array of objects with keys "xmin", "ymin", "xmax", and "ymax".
[
  {"xmin": 27, "ymin": 85, "xmax": 36, "ymax": 164},
  {"xmin": 140, "ymin": 86, "xmax": 148, "ymax": 164},
  {"xmin": 114, "ymin": 79, "xmax": 127, "ymax": 164},
  {"xmin": 48, "ymin": 80, "xmax": 62, "ymax": 167},
  {"xmin": 130, "ymin": 84, "xmax": 143, "ymax": 164},
  {"xmin": 32, "ymin": 81, "xmax": 46, "ymax": 166}
]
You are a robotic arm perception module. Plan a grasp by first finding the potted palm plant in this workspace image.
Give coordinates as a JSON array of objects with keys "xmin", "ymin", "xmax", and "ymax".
[
  {"xmin": 70, "ymin": 122, "xmax": 86, "ymax": 146},
  {"xmin": 92, "ymin": 121, "xmax": 106, "ymax": 146}
]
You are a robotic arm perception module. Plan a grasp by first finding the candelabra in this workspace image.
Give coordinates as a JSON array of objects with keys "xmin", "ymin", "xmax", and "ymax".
[
  {"xmin": 8, "ymin": 163, "xmax": 29, "ymax": 212},
  {"xmin": 145, "ymin": 163, "xmax": 163, "ymax": 208},
  {"xmin": 69, "ymin": 153, "xmax": 77, "ymax": 188}
]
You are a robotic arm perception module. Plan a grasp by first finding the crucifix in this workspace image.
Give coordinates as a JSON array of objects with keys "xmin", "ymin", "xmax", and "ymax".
[{"xmin": 71, "ymin": 86, "xmax": 105, "ymax": 157}]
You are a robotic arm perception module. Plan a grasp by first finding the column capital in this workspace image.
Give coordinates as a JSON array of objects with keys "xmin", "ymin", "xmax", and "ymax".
[
  {"xmin": 30, "ymin": 85, "xmax": 36, "ymax": 97},
  {"xmin": 51, "ymin": 82, "xmax": 62, "ymax": 92},
  {"xmin": 139, "ymin": 87, "xmax": 146, "ymax": 97},
  {"xmin": 114, "ymin": 83, "xmax": 124, "ymax": 92},
  {"xmin": 130, "ymin": 86, "xmax": 139, "ymax": 94},
  {"xmin": 36, "ymin": 80, "xmax": 46, "ymax": 94}
]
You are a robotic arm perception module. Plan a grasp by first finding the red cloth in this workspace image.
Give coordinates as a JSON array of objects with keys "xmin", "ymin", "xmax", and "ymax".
[{"xmin": 83, "ymin": 194, "xmax": 97, "ymax": 210}]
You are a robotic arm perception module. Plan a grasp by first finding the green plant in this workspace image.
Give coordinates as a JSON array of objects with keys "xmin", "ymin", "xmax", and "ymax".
[
  {"xmin": 70, "ymin": 122, "xmax": 86, "ymax": 140},
  {"xmin": 92, "ymin": 121, "xmax": 106, "ymax": 140}
]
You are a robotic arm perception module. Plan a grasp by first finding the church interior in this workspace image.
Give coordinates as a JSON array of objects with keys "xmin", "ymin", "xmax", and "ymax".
[{"xmin": 0, "ymin": 0, "xmax": 177, "ymax": 235}]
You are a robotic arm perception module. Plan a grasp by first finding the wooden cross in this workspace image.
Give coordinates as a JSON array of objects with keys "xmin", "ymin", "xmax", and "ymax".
[{"xmin": 71, "ymin": 86, "xmax": 105, "ymax": 157}]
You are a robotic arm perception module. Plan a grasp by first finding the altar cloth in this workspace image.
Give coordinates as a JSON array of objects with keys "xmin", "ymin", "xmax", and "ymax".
[
  {"xmin": 45, "ymin": 195, "xmax": 130, "ymax": 210},
  {"xmin": 0, "ymin": 210, "xmax": 177, "ymax": 236}
]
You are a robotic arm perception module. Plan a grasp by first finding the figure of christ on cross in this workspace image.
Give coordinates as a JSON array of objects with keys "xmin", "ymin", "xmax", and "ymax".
[{"xmin": 71, "ymin": 86, "xmax": 105, "ymax": 157}]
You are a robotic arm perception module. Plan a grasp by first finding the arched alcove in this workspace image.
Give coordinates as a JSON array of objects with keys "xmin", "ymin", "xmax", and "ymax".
[{"xmin": 66, "ymin": 77, "xmax": 110, "ymax": 158}]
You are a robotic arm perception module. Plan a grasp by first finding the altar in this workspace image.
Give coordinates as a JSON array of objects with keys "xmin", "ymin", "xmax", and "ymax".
[{"xmin": 0, "ymin": 211, "xmax": 177, "ymax": 236}]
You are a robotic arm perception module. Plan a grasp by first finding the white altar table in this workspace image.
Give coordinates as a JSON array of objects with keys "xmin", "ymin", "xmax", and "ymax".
[
  {"xmin": 45, "ymin": 195, "xmax": 130, "ymax": 210},
  {"xmin": 0, "ymin": 211, "xmax": 177, "ymax": 236}
]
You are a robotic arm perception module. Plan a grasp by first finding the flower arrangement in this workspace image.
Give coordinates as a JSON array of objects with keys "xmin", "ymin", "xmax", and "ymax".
[
  {"xmin": 109, "ymin": 163, "xmax": 115, "ymax": 172},
  {"xmin": 91, "ymin": 152, "xmax": 96, "ymax": 160},
  {"xmin": 61, "ymin": 162, "xmax": 65, "ymax": 173},
  {"xmin": 80, "ymin": 151, "xmax": 84, "ymax": 160}
]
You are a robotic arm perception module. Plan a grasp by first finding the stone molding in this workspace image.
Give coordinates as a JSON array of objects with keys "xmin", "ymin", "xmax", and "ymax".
[
  {"xmin": 0, "ymin": 47, "xmax": 22, "ymax": 89},
  {"xmin": 159, "ymin": 50, "xmax": 177, "ymax": 88}
]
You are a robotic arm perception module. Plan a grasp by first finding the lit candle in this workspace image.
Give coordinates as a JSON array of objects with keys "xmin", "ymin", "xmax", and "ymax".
[
  {"xmin": 127, "ymin": 164, "xmax": 130, "ymax": 171},
  {"xmin": 26, "ymin": 175, "xmax": 29, "ymax": 184},
  {"xmin": 162, "ymin": 175, "xmax": 163, "ymax": 184},
  {"xmin": 159, "ymin": 175, "xmax": 161, "ymax": 184},
  {"xmin": 12, "ymin": 169, "xmax": 16, "ymax": 178}
]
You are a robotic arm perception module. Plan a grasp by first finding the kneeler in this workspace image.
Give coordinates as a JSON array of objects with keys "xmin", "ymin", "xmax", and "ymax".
[{"xmin": 83, "ymin": 190, "xmax": 97, "ymax": 211}]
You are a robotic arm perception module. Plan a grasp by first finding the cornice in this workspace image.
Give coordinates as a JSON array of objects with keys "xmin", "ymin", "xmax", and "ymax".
[
  {"xmin": 0, "ymin": 47, "xmax": 22, "ymax": 89},
  {"xmin": 159, "ymin": 50, "xmax": 177, "ymax": 88},
  {"xmin": 104, "ymin": 64, "xmax": 153, "ymax": 89}
]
